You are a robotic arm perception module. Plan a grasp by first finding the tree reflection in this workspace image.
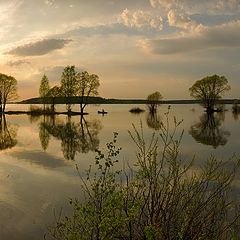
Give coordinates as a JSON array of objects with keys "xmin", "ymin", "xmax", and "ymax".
[
  {"xmin": 189, "ymin": 113, "xmax": 230, "ymax": 148},
  {"xmin": 39, "ymin": 121, "xmax": 50, "ymax": 151},
  {"xmin": 28, "ymin": 114, "xmax": 41, "ymax": 124},
  {"xmin": 41, "ymin": 116, "xmax": 102, "ymax": 160},
  {"xmin": 0, "ymin": 115, "xmax": 17, "ymax": 150},
  {"xmin": 232, "ymin": 111, "xmax": 239, "ymax": 120},
  {"xmin": 146, "ymin": 112, "xmax": 162, "ymax": 130}
]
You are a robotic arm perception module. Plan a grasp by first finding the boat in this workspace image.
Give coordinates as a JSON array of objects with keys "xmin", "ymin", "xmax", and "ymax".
[{"xmin": 98, "ymin": 109, "xmax": 108, "ymax": 114}]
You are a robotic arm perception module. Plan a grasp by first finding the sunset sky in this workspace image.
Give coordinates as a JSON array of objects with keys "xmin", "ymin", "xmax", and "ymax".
[{"xmin": 0, "ymin": 0, "xmax": 240, "ymax": 100}]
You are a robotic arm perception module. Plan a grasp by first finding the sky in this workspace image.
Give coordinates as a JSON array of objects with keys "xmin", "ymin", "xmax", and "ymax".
[{"xmin": 0, "ymin": 0, "xmax": 240, "ymax": 100}]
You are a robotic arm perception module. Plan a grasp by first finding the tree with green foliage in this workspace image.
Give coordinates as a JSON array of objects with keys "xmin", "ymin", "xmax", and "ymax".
[
  {"xmin": 60, "ymin": 66, "xmax": 78, "ymax": 112},
  {"xmin": 47, "ymin": 86, "xmax": 62, "ymax": 112},
  {"xmin": 189, "ymin": 75, "xmax": 230, "ymax": 113},
  {"xmin": 39, "ymin": 74, "xmax": 50, "ymax": 111},
  {"xmin": 0, "ymin": 73, "xmax": 17, "ymax": 113},
  {"xmin": 77, "ymin": 71, "xmax": 100, "ymax": 114},
  {"xmin": 147, "ymin": 91, "xmax": 163, "ymax": 113}
]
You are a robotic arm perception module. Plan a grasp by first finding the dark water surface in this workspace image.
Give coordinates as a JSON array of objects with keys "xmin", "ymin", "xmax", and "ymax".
[{"xmin": 0, "ymin": 104, "xmax": 240, "ymax": 239}]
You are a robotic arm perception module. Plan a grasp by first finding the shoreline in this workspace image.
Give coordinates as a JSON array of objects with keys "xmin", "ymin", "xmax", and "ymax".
[{"xmin": 10, "ymin": 98, "xmax": 239, "ymax": 105}]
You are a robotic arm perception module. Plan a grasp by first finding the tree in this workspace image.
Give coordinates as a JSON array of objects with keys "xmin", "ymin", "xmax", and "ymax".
[
  {"xmin": 0, "ymin": 73, "xmax": 17, "ymax": 112},
  {"xmin": 47, "ymin": 86, "xmax": 62, "ymax": 112},
  {"xmin": 77, "ymin": 71, "xmax": 100, "ymax": 114},
  {"xmin": 189, "ymin": 75, "xmax": 230, "ymax": 113},
  {"xmin": 60, "ymin": 66, "xmax": 78, "ymax": 112},
  {"xmin": 39, "ymin": 74, "xmax": 50, "ymax": 111},
  {"xmin": 146, "ymin": 91, "xmax": 163, "ymax": 113}
]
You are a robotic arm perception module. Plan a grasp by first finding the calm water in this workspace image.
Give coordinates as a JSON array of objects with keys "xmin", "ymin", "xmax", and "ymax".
[{"xmin": 0, "ymin": 104, "xmax": 240, "ymax": 239}]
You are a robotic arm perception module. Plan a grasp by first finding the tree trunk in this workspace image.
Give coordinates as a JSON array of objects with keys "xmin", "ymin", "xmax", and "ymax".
[
  {"xmin": 3, "ymin": 101, "xmax": 6, "ymax": 113},
  {"xmin": 52, "ymin": 97, "xmax": 55, "ymax": 112},
  {"xmin": 80, "ymin": 103, "xmax": 84, "ymax": 115},
  {"xmin": 0, "ymin": 98, "xmax": 2, "ymax": 113}
]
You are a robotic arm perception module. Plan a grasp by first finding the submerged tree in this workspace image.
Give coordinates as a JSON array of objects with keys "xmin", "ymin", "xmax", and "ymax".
[
  {"xmin": 189, "ymin": 75, "xmax": 230, "ymax": 113},
  {"xmin": 77, "ymin": 71, "xmax": 100, "ymax": 114},
  {"xmin": 189, "ymin": 112, "xmax": 230, "ymax": 148},
  {"xmin": 60, "ymin": 66, "xmax": 78, "ymax": 112},
  {"xmin": 146, "ymin": 91, "xmax": 163, "ymax": 114},
  {"xmin": 47, "ymin": 86, "xmax": 62, "ymax": 112},
  {"xmin": 39, "ymin": 74, "xmax": 50, "ymax": 111},
  {"xmin": 0, "ymin": 73, "xmax": 17, "ymax": 112}
]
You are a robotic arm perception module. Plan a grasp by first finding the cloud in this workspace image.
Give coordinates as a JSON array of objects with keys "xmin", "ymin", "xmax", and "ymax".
[
  {"xmin": 0, "ymin": 1, "xmax": 22, "ymax": 39},
  {"xmin": 149, "ymin": 0, "xmax": 240, "ymax": 14},
  {"xmin": 10, "ymin": 150, "xmax": 68, "ymax": 169},
  {"xmin": 216, "ymin": 0, "xmax": 240, "ymax": 10},
  {"xmin": 58, "ymin": 22, "xmax": 163, "ymax": 39},
  {"xmin": 7, "ymin": 38, "xmax": 72, "ymax": 56},
  {"xmin": 44, "ymin": 0, "xmax": 55, "ymax": 6},
  {"xmin": 150, "ymin": 0, "xmax": 176, "ymax": 10},
  {"xmin": 6, "ymin": 59, "xmax": 31, "ymax": 67},
  {"xmin": 142, "ymin": 20, "xmax": 240, "ymax": 54},
  {"xmin": 167, "ymin": 9, "xmax": 203, "ymax": 31},
  {"xmin": 120, "ymin": 8, "xmax": 163, "ymax": 30}
]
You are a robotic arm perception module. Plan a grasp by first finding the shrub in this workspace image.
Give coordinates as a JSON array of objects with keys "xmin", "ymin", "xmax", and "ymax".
[
  {"xmin": 29, "ymin": 105, "xmax": 55, "ymax": 115},
  {"xmin": 129, "ymin": 107, "xmax": 145, "ymax": 114},
  {"xmin": 47, "ymin": 111, "xmax": 240, "ymax": 240}
]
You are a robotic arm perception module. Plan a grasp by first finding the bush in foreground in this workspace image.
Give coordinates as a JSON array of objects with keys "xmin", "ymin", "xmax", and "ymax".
[{"xmin": 47, "ymin": 110, "xmax": 240, "ymax": 240}]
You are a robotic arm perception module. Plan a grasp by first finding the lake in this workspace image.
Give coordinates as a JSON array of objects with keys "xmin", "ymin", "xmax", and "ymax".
[{"xmin": 0, "ymin": 103, "xmax": 240, "ymax": 239}]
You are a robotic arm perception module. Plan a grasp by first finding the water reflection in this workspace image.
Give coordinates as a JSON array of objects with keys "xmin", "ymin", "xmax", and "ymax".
[
  {"xmin": 28, "ymin": 114, "xmax": 40, "ymax": 124},
  {"xmin": 0, "ymin": 114, "xmax": 17, "ymax": 150},
  {"xmin": 233, "ymin": 112, "xmax": 239, "ymax": 120},
  {"xmin": 1, "ymin": 104, "xmax": 240, "ymax": 240},
  {"xmin": 232, "ymin": 110, "xmax": 240, "ymax": 120},
  {"xmin": 39, "ymin": 117, "xmax": 50, "ymax": 151},
  {"xmin": 189, "ymin": 112, "xmax": 230, "ymax": 148},
  {"xmin": 39, "ymin": 116, "xmax": 102, "ymax": 160},
  {"xmin": 146, "ymin": 112, "xmax": 162, "ymax": 130}
]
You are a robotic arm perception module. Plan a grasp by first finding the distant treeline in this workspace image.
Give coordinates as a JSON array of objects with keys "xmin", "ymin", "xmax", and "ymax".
[{"xmin": 17, "ymin": 96, "xmax": 237, "ymax": 105}]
